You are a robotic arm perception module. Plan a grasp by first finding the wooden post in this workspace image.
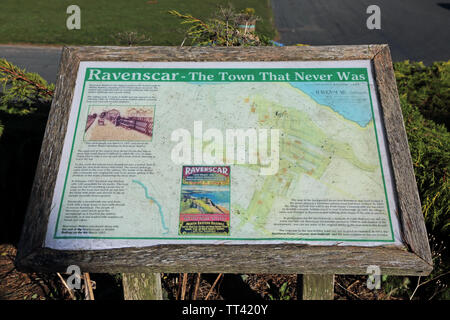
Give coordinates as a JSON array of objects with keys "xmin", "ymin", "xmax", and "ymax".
[
  {"xmin": 122, "ymin": 273, "xmax": 163, "ymax": 300},
  {"xmin": 301, "ymin": 274, "xmax": 335, "ymax": 300}
]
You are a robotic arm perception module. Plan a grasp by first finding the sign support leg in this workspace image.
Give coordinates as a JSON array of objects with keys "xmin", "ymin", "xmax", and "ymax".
[
  {"xmin": 299, "ymin": 274, "xmax": 335, "ymax": 300},
  {"xmin": 122, "ymin": 273, "xmax": 163, "ymax": 300}
]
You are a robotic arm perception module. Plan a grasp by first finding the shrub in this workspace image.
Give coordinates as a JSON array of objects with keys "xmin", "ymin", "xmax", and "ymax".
[
  {"xmin": 382, "ymin": 61, "xmax": 450, "ymax": 299},
  {"xmin": 401, "ymin": 97, "xmax": 449, "ymax": 236},
  {"xmin": 168, "ymin": 5, "xmax": 270, "ymax": 47},
  {"xmin": 0, "ymin": 58, "xmax": 54, "ymax": 116},
  {"xmin": 0, "ymin": 59, "xmax": 53, "ymax": 243},
  {"xmin": 394, "ymin": 61, "xmax": 450, "ymax": 130}
]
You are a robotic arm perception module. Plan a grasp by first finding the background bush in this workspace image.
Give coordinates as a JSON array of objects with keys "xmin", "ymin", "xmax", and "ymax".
[
  {"xmin": 0, "ymin": 59, "xmax": 54, "ymax": 244},
  {"xmin": 382, "ymin": 61, "xmax": 449, "ymax": 300},
  {"xmin": 394, "ymin": 61, "xmax": 450, "ymax": 130}
]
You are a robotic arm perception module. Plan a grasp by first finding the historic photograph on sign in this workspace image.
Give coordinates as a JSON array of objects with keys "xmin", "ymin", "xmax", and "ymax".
[{"xmin": 84, "ymin": 106, "xmax": 154, "ymax": 141}]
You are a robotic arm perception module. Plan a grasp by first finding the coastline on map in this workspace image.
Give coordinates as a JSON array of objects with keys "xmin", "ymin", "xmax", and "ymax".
[
  {"xmin": 84, "ymin": 106, "xmax": 154, "ymax": 141},
  {"xmin": 289, "ymin": 82, "xmax": 373, "ymax": 127}
]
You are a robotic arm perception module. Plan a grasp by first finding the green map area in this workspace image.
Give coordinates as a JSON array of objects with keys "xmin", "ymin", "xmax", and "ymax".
[
  {"xmin": 235, "ymin": 90, "xmax": 381, "ymax": 236},
  {"xmin": 50, "ymin": 64, "xmax": 396, "ymax": 244}
]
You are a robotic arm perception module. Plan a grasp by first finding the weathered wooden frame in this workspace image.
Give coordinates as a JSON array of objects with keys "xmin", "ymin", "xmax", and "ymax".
[{"xmin": 16, "ymin": 45, "xmax": 432, "ymax": 276}]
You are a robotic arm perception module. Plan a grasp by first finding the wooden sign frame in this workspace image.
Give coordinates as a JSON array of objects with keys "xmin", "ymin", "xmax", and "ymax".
[{"xmin": 17, "ymin": 45, "xmax": 432, "ymax": 276}]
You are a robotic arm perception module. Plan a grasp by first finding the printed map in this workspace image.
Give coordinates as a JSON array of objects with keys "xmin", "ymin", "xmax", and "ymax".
[{"xmin": 46, "ymin": 61, "xmax": 401, "ymax": 249}]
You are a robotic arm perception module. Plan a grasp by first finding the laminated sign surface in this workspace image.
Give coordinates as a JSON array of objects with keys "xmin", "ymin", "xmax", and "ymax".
[{"xmin": 45, "ymin": 60, "xmax": 403, "ymax": 250}]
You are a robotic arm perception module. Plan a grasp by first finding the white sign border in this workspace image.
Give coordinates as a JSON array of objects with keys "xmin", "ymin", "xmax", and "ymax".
[{"xmin": 45, "ymin": 60, "xmax": 403, "ymax": 250}]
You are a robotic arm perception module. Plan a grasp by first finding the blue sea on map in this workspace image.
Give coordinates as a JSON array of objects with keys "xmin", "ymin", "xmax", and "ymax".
[
  {"xmin": 187, "ymin": 81, "xmax": 373, "ymax": 127},
  {"xmin": 289, "ymin": 82, "xmax": 373, "ymax": 127}
]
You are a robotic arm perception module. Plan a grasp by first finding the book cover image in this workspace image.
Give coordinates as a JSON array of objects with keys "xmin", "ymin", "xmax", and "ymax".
[{"xmin": 179, "ymin": 166, "xmax": 231, "ymax": 236}]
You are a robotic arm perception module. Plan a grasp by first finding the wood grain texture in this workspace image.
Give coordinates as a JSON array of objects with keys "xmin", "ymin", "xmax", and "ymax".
[
  {"xmin": 16, "ymin": 45, "xmax": 432, "ymax": 276},
  {"xmin": 17, "ymin": 244, "xmax": 431, "ymax": 275},
  {"xmin": 302, "ymin": 274, "xmax": 335, "ymax": 300},
  {"xmin": 122, "ymin": 273, "xmax": 162, "ymax": 300},
  {"xmin": 16, "ymin": 47, "xmax": 80, "ymax": 263},
  {"xmin": 70, "ymin": 45, "xmax": 382, "ymax": 62},
  {"xmin": 372, "ymin": 46, "xmax": 432, "ymax": 265}
]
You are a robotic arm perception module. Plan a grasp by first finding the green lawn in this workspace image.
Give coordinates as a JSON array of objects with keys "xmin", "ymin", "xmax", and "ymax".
[{"xmin": 0, "ymin": 0, "xmax": 276, "ymax": 46}]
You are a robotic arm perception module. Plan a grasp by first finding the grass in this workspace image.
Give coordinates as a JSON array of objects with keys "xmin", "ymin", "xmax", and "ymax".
[{"xmin": 0, "ymin": 0, "xmax": 276, "ymax": 46}]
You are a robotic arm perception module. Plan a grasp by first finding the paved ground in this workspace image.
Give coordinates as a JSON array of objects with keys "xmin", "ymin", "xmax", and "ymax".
[
  {"xmin": 0, "ymin": 45, "xmax": 62, "ymax": 83},
  {"xmin": 0, "ymin": 1, "xmax": 448, "ymax": 82},
  {"xmin": 271, "ymin": 0, "xmax": 450, "ymax": 64}
]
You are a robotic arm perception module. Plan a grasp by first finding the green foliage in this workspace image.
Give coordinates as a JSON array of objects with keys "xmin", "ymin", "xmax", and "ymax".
[
  {"xmin": 267, "ymin": 281, "xmax": 291, "ymax": 300},
  {"xmin": 401, "ymin": 97, "xmax": 450, "ymax": 236},
  {"xmin": 382, "ymin": 233, "xmax": 449, "ymax": 300},
  {"xmin": 0, "ymin": 59, "xmax": 52, "ymax": 243},
  {"xmin": 381, "ymin": 275, "xmax": 411, "ymax": 298},
  {"xmin": 394, "ymin": 61, "xmax": 450, "ymax": 129},
  {"xmin": 0, "ymin": 58, "xmax": 54, "ymax": 116},
  {"xmin": 242, "ymin": 8, "xmax": 256, "ymax": 18},
  {"xmin": 381, "ymin": 61, "xmax": 450, "ymax": 300},
  {"xmin": 399, "ymin": 97, "xmax": 449, "ymax": 299},
  {"xmin": 169, "ymin": 5, "xmax": 271, "ymax": 47},
  {"xmin": 0, "ymin": 0, "xmax": 276, "ymax": 46}
]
